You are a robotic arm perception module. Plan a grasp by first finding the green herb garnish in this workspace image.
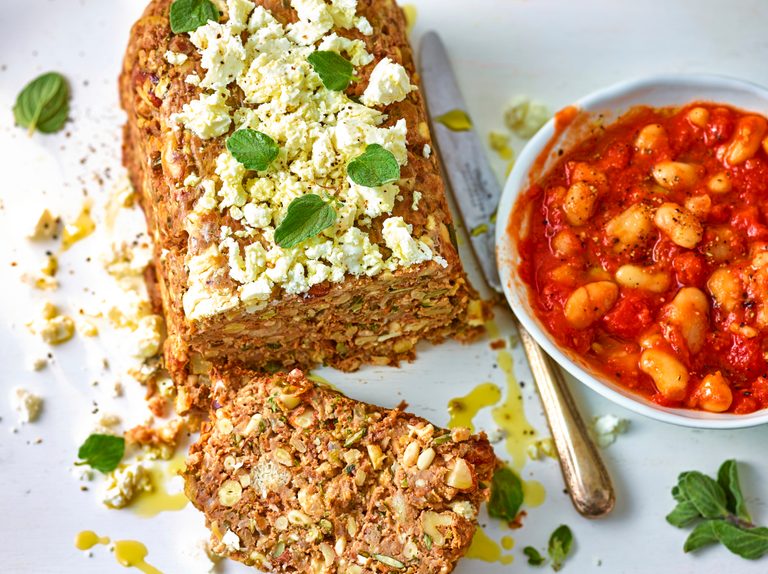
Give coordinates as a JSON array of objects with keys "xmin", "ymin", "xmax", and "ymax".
[
  {"xmin": 488, "ymin": 466, "xmax": 523, "ymax": 522},
  {"xmin": 523, "ymin": 546, "xmax": 546, "ymax": 566},
  {"xmin": 522, "ymin": 525, "xmax": 574, "ymax": 570},
  {"xmin": 548, "ymin": 525, "xmax": 574, "ymax": 571},
  {"xmin": 274, "ymin": 194, "xmax": 337, "ymax": 248},
  {"xmin": 667, "ymin": 459, "xmax": 768, "ymax": 560},
  {"xmin": 169, "ymin": 0, "xmax": 220, "ymax": 33},
  {"xmin": 75, "ymin": 433, "xmax": 125, "ymax": 473},
  {"xmin": 308, "ymin": 51, "xmax": 356, "ymax": 91},
  {"xmin": 226, "ymin": 129, "xmax": 280, "ymax": 171},
  {"xmin": 347, "ymin": 144, "xmax": 400, "ymax": 188},
  {"xmin": 13, "ymin": 72, "xmax": 69, "ymax": 135}
]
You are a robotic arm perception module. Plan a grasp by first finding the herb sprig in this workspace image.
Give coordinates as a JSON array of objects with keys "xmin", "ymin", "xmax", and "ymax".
[
  {"xmin": 488, "ymin": 466, "xmax": 523, "ymax": 522},
  {"xmin": 13, "ymin": 72, "xmax": 69, "ymax": 135},
  {"xmin": 347, "ymin": 144, "xmax": 400, "ymax": 188},
  {"xmin": 523, "ymin": 525, "xmax": 574, "ymax": 571},
  {"xmin": 667, "ymin": 459, "xmax": 768, "ymax": 560},
  {"xmin": 308, "ymin": 51, "xmax": 356, "ymax": 91},
  {"xmin": 274, "ymin": 194, "xmax": 337, "ymax": 248},
  {"xmin": 227, "ymin": 129, "xmax": 280, "ymax": 171},
  {"xmin": 75, "ymin": 433, "xmax": 125, "ymax": 473},
  {"xmin": 169, "ymin": 0, "xmax": 220, "ymax": 34}
]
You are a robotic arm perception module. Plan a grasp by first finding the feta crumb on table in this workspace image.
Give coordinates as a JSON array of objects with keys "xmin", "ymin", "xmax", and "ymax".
[{"xmin": 11, "ymin": 388, "xmax": 43, "ymax": 423}]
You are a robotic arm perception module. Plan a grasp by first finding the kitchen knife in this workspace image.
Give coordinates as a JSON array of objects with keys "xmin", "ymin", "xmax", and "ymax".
[{"xmin": 419, "ymin": 30, "xmax": 615, "ymax": 518}]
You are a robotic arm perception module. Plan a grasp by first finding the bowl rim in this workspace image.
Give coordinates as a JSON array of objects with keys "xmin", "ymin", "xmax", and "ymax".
[{"xmin": 495, "ymin": 72, "xmax": 768, "ymax": 429}]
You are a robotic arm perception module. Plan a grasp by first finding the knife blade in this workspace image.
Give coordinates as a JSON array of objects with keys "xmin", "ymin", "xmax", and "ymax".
[
  {"xmin": 418, "ymin": 31, "xmax": 616, "ymax": 518},
  {"xmin": 418, "ymin": 31, "xmax": 503, "ymax": 293}
]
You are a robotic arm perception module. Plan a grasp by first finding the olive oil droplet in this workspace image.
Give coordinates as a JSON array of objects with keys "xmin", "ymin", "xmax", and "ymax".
[{"xmin": 435, "ymin": 109, "xmax": 473, "ymax": 132}]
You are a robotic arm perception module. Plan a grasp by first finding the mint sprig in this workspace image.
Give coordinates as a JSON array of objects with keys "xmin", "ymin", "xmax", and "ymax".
[
  {"xmin": 227, "ymin": 129, "xmax": 280, "ymax": 171},
  {"xmin": 75, "ymin": 433, "xmax": 125, "ymax": 474},
  {"xmin": 668, "ymin": 459, "xmax": 768, "ymax": 560},
  {"xmin": 13, "ymin": 72, "xmax": 69, "ymax": 135},
  {"xmin": 170, "ymin": 0, "xmax": 220, "ymax": 34},
  {"xmin": 522, "ymin": 525, "xmax": 574, "ymax": 570},
  {"xmin": 347, "ymin": 144, "xmax": 400, "ymax": 187},
  {"xmin": 274, "ymin": 194, "xmax": 337, "ymax": 249},
  {"xmin": 488, "ymin": 466, "xmax": 523, "ymax": 522},
  {"xmin": 308, "ymin": 51, "xmax": 356, "ymax": 91}
]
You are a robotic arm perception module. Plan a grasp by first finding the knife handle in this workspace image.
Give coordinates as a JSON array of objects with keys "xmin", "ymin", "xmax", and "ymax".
[{"xmin": 517, "ymin": 325, "xmax": 615, "ymax": 518}]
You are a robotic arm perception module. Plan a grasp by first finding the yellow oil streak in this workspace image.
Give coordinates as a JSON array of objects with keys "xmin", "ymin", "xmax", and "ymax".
[
  {"xmin": 75, "ymin": 530, "xmax": 109, "ymax": 550},
  {"xmin": 132, "ymin": 456, "xmax": 188, "ymax": 517},
  {"xmin": 306, "ymin": 372, "xmax": 341, "ymax": 392},
  {"xmin": 447, "ymin": 383, "xmax": 502, "ymax": 431},
  {"xmin": 402, "ymin": 4, "xmax": 417, "ymax": 34},
  {"xmin": 435, "ymin": 109, "xmax": 473, "ymax": 132},
  {"xmin": 61, "ymin": 200, "xmax": 96, "ymax": 250},
  {"xmin": 466, "ymin": 528, "xmax": 514, "ymax": 565},
  {"xmin": 76, "ymin": 532, "xmax": 162, "ymax": 574},
  {"xmin": 114, "ymin": 540, "xmax": 163, "ymax": 574}
]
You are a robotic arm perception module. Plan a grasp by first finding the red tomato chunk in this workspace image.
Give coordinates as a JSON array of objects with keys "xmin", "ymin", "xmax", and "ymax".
[{"xmin": 515, "ymin": 103, "xmax": 768, "ymax": 413}]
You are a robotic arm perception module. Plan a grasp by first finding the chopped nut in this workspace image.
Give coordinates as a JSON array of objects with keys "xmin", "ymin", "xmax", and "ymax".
[
  {"xmin": 274, "ymin": 516, "xmax": 289, "ymax": 531},
  {"xmin": 445, "ymin": 458, "xmax": 473, "ymax": 490},
  {"xmin": 287, "ymin": 509, "xmax": 312, "ymax": 525},
  {"xmin": 346, "ymin": 515, "xmax": 358, "ymax": 537},
  {"xmin": 402, "ymin": 441, "xmax": 420, "ymax": 467},
  {"xmin": 243, "ymin": 413, "xmax": 264, "ymax": 434},
  {"xmin": 334, "ymin": 537, "xmax": 347, "ymax": 556},
  {"xmin": 319, "ymin": 542, "xmax": 336, "ymax": 566},
  {"xmin": 366, "ymin": 444, "xmax": 385, "ymax": 470},
  {"xmin": 416, "ymin": 447, "xmax": 436, "ymax": 470},
  {"xmin": 354, "ymin": 468, "xmax": 367, "ymax": 487},
  {"xmin": 218, "ymin": 480, "xmax": 243, "ymax": 507},
  {"xmin": 216, "ymin": 417, "xmax": 234, "ymax": 435},
  {"xmin": 279, "ymin": 393, "xmax": 302, "ymax": 410},
  {"xmin": 373, "ymin": 554, "xmax": 405, "ymax": 569},
  {"xmin": 273, "ymin": 447, "xmax": 293, "ymax": 467},
  {"xmin": 450, "ymin": 427, "xmax": 471, "ymax": 442},
  {"xmin": 291, "ymin": 408, "xmax": 315, "ymax": 428}
]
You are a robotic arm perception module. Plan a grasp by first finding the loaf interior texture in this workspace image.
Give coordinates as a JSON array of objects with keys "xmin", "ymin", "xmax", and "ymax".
[
  {"xmin": 120, "ymin": 0, "xmax": 490, "ymax": 412},
  {"xmin": 185, "ymin": 368, "xmax": 497, "ymax": 573}
]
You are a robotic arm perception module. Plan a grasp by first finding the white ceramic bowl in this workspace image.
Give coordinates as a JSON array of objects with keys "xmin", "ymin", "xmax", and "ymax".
[{"xmin": 496, "ymin": 74, "xmax": 768, "ymax": 428}]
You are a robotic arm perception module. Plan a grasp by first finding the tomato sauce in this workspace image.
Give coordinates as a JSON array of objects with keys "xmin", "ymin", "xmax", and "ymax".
[{"xmin": 515, "ymin": 103, "xmax": 768, "ymax": 413}]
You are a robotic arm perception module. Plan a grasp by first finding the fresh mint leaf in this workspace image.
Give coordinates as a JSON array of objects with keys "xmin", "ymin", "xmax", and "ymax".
[
  {"xmin": 681, "ymin": 471, "xmax": 729, "ymax": 519},
  {"xmin": 226, "ymin": 129, "xmax": 280, "ymax": 171},
  {"xmin": 683, "ymin": 520, "xmax": 720, "ymax": 553},
  {"xmin": 347, "ymin": 144, "xmax": 400, "ymax": 187},
  {"xmin": 718, "ymin": 459, "xmax": 751, "ymax": 523},
  {"xmin": 274, "ymin": 194, "xmax": 337, "ymax": 248},
  {"xmin": 666, "ymin": 500, "xmax": 701, "ymax": 528},
  {"xmin": 523, "ymin": 546, "xmax": 546, "ymax": 566},
  {"xmin": 170, "ymin": 0, "xmax": 219, "ymax": 33},
  {"xmin": 76, "ymin": 433, "xmax": 125, "ymax": 473},
  {"xmin": 712, "ymin": 522, "xmax": 768, "ymax": 560},
  {"xmin": 308, "ymin": 51, "xmax": 355, "ymax": 91},
  {"xmin": 488, "ymin": 466, "xmax": 523, "ymax": 522},
  {"xmin": 548, "ymin": 525, "xmax": 573, "ymax": 572},
  {"xmin": 13, "ymin": 72, "xmax": 69, "ymax": 135}
]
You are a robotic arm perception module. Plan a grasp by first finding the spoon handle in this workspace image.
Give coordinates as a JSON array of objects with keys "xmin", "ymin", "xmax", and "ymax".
[{"xmin": 517, "ymin": 323, "xmax": 616, "ymax": 518}]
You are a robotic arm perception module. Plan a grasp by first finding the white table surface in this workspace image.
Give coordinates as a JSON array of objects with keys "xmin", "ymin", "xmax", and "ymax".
[{"xmin": 1, "ymin": 0, "xmax": 768, "ymax": 573}]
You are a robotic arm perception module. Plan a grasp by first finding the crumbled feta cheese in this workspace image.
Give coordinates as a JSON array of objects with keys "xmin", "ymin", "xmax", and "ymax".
[
  {"xmin": 101, "ymin": 462, "xmax": 153, "ymax": 509},
  {"xmin": 287, "ymin": 0, "xmax": 334, "ymax": 45},
  {"xmin": 190, "ymin": 21, "xmax": 247, "ymax": 90},
  {"xmin": 164, "ymin": 50, "xmax": 188, "ymax": 65},
  {"xmin": 590, "ymin": 414, "xmax": 629, "ymax": 448},
  {"xmin": 28, "ymin": 209, "xmax": 59, "ymax": 240},
  {"xmin": 77, "ymin": 319, "xmax": 99, "ymax": 338},
  {"xmin": 504, "ymin": 95, "xmax": 551, "ymax": 139},
  {"xmin": 11, "ymin": 388, "xmax": 43, "ymax": 423},
  {"xmin": 527, "ymin": 437, "xmax": 556, "ymax": 460},
  {"xmin": 27, "ymin": 301, "xmax": 75, "ymax": 345},
  {"xmin": 104, "ymin": 241, "xmax": 153, "ymax": 281},
  {"xmin": 382, "ymin": 217, "xmax": 433, "ymax": 267},
  {"xmin": 185, "ymin": 73, "xmax": 201, "ymax": 86},
  {"xmin": 131, "ymin": 315, "xmax": 165, "ymax": 359},
  {"xmin": 355, "ymin": 16, "xmax": 373, "ymax": 35},
  {"xmin": 184, "ymin": 173, "xmax": 201, "ymax": 187},
  {"xmin": 221, "ymin": 529, "xmax": 242, "ymax": 552},
  {"xmin": 411, "ymin": 190, "xmax": 422, "ymax": 211},
  {"xmin": 422, "ymin": 144, "xmax": 431, "ymax": 158},
  {"xmin": 171, "ymin": 91, "xmax": 232, "ymax": 139},
  {"xmin": 450, "ymin": 501, "xmax": 475, "ymax": 519},
  {"xmin": 361, "ymin": 57, "xmax": 416, "ymax": 107},
  {"xmin": 317, "ymin": 33, "xmax": 373, "ymax": 67}
]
